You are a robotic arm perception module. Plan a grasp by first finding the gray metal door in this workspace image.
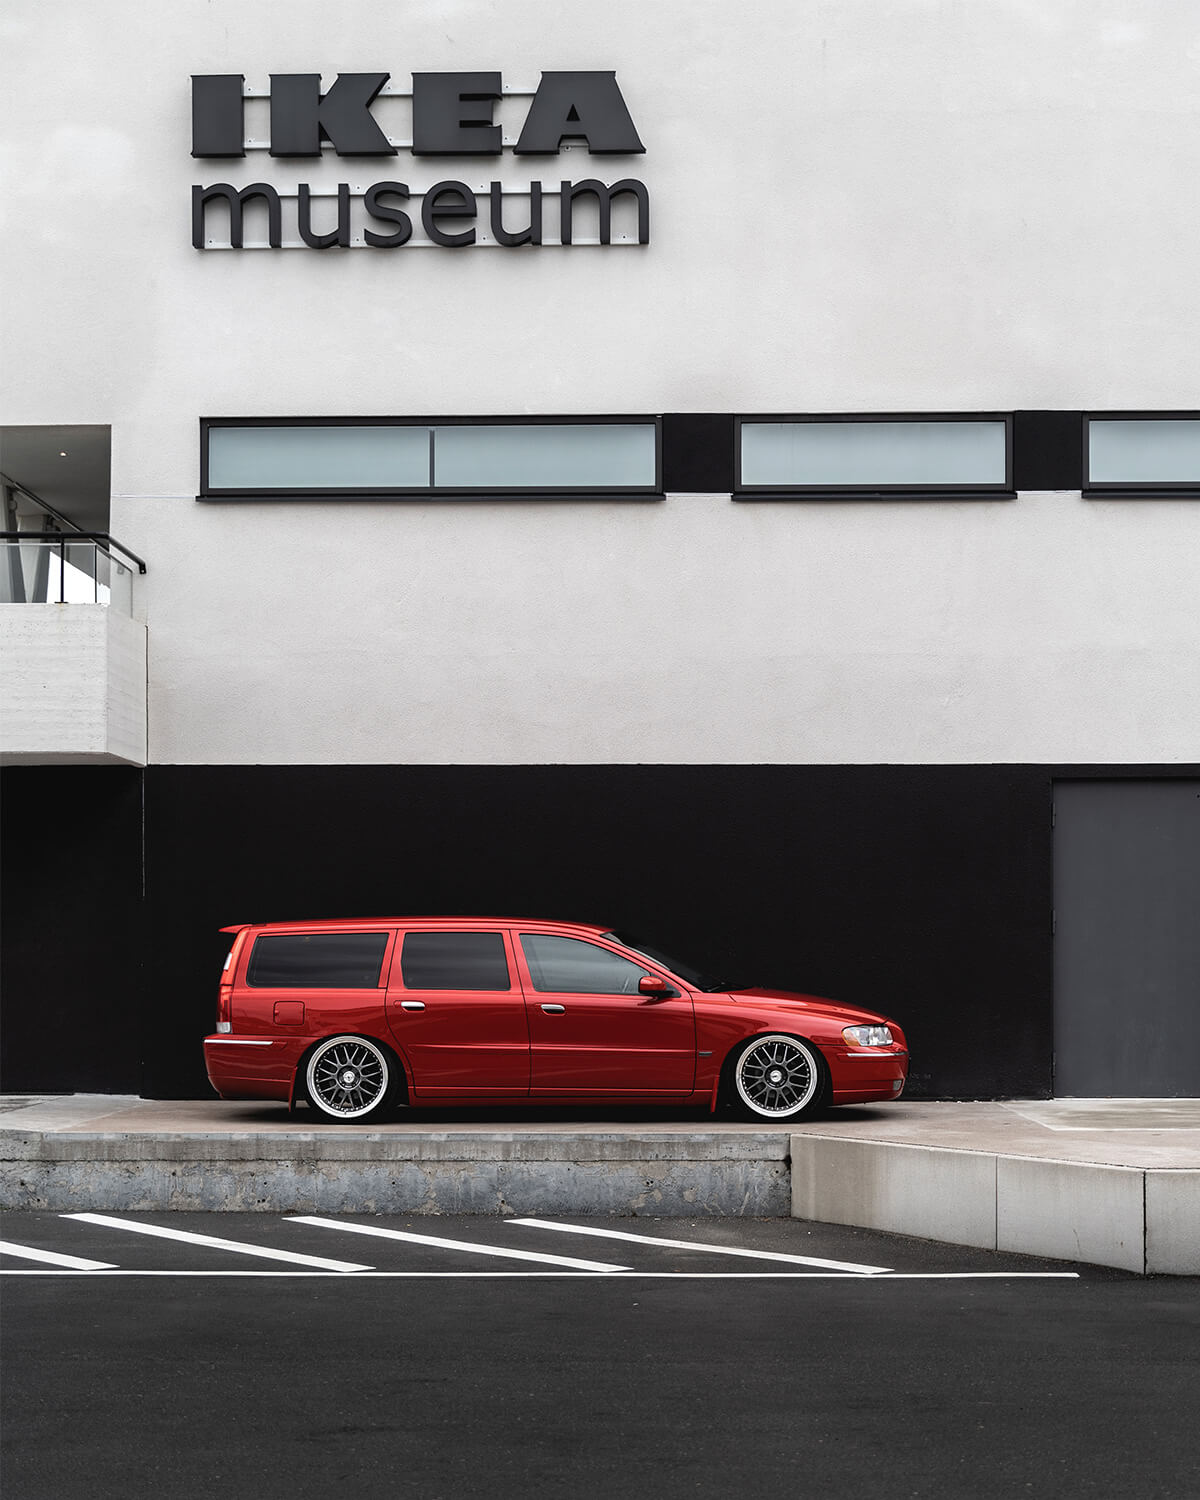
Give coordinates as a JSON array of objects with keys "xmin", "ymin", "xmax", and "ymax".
[{"xmin": 1054, "ymin": 781, "xmax": 1200, "ymax": 1097}]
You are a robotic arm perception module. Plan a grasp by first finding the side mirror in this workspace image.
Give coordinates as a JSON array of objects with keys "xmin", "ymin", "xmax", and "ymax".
[{"xmin": 638, "ymin": 975, "xmax": 675, "ymax": 998}]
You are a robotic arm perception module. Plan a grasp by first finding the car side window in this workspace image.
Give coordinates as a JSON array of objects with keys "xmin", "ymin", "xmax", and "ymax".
[
  {"xmin": 521, "ymin": 934, "xmax": 649, "ymax": 995},
  {"xmin": 246, "ymin": 933, "xmax": 389, "ymax": 988},
  {"xmin": 400, "ymin": 931, "xmax": 511, "ymax": 991}
]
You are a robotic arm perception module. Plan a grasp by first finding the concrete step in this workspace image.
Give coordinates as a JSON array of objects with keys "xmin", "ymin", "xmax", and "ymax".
[{"xmin": 794, "ymin": 1136, "xmax": 1198, "ymax": 1276}]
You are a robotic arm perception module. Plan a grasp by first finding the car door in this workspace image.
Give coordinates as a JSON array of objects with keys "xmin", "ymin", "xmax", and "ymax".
[
  {"xmin": 517, "ymin": 931, "xmax": 696, "ymax": 1093},
  {"xmin": 384, "ymin": 927, "xmax": 530, "ymax": 1095}
]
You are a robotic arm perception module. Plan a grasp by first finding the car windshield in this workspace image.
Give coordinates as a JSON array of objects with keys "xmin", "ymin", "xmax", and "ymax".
[{"xmin": 603, "ymin": 932, "xmax": 743, "ymax": 993}]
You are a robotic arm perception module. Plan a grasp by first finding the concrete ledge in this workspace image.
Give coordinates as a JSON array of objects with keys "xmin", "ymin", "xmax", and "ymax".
[
  {"xmin": 792, "ymin": 1135, "xmax": 1198, "ymax": 1275},
  {"xmin": 0, "ymin": 1130, "xmax": 790, "ymax": 1217},
  {"xmin": 0, "ymin": 1130, "xmax": 789, "ymax": 1165}
]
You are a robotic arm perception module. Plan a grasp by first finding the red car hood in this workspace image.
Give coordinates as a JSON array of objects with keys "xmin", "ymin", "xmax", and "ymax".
[{"xmin": 722, "ymin": 987, "xmax": 892, "ymax": 1027}]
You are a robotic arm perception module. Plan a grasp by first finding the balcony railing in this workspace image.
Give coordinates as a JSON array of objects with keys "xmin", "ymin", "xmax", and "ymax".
[{"xmin": 0, "ymin": 534, "xmax": 146, "ymax": 614}]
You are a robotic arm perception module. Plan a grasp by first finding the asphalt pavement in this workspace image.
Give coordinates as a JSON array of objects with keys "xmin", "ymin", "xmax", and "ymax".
[{"xmin": 3, "ymin": 1212, "xmax": 1198, "ymax": 1499}]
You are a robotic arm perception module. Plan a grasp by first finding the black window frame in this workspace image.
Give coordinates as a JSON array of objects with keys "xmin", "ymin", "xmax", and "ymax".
[
  {"xmin": 733, "ymin": 412, "xmax": 1015, "ymax": 501},
  {"xmin": 1083, "ymin": 411, "xmax": 1200, "ymax": 499},
  {"xmin": 199, "ymin": 415, "xmax": 664, "ymax": 501}
]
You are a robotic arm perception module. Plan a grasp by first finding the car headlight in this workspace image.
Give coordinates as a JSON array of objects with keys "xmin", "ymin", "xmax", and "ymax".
[{"xmin": 842, "ymin": 1024, "xmax": 894, "ymax": 1047}]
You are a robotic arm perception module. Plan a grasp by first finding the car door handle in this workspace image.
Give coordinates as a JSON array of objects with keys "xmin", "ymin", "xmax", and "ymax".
[
  {"xmin": 400, "ymin": 1001, "xmax": 425, "ymax": 1011},
  {"xmin": 540, "ymin": 1003, "xmax": 566, "ymax": 1014}
]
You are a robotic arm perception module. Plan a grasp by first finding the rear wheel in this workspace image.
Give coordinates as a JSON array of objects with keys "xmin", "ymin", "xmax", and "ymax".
[
  {"xmin": 727, "ymin": 1033, "xmax": 825, "ymax": 1121},
  {"xmin": 304, "ymin": 1035, "xmax": 394, "ymax": 1122}
]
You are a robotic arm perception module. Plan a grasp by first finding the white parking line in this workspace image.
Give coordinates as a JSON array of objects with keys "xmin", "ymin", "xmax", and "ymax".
[
  {"xmin": 0, "ymin": 1269, "xmax": 1082, "ymax": 1280},
  {"xmin": 62, "ymin": 1213, "xmax": 372, "ymax": 1273},
  {"xmin": 507, "ymin": 1218, "xmax": 892, "ymax": 1274},
  {"xmin": 286, "ymin": 1215, "xmax": 632, "ymax": 1272},
  {"xmin": 0, "ymin": 1239, "xmax": 117, "ymax": 1271}
]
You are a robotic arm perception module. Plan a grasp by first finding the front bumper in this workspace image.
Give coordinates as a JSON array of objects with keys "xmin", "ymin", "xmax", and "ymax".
[{"xmin": 827, "ymin": 1045, "xmax": 909, "ymax": 1104}]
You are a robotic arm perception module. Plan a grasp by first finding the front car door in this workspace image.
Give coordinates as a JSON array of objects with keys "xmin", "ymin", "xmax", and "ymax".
[
  {"xmin": 385, "ymin": 928, "xmax": 530, "ymax": 1095},
  {"xmin": 517, "ymin": 931, "xmax": 696, "ymax": 1093}
]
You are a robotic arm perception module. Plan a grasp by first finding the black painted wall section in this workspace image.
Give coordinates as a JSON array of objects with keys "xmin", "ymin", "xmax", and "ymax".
[
  {"xmin": 2, "ymin": 765, "xmax": 1055, "ymax": 1101},
  {"xmin": 142, "ymin": 765, "xmax": 1053, "ymax": 1100},
  {"xmin": 0, "ymin": 765, "xmax": 144, "ymax": 1094}
]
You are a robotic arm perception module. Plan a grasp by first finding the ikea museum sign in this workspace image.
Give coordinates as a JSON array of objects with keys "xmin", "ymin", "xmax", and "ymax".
[{"xmin": 191, "ymin": 71, "xmax": 650, "ymax": 250}]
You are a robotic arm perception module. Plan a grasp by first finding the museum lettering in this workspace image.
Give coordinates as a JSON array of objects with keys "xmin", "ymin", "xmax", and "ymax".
[{"xmin": 191, "ymin": 69, "xmax": 650, "ymax": 249}]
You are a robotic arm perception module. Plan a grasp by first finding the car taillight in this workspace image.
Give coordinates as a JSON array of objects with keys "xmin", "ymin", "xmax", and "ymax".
[{"xmin": 216, "ymin": 988, "xmax": 232, "ymax": 1034}]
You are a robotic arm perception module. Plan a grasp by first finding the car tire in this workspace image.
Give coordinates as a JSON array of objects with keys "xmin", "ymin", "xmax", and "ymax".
[
  {"xmin": 725, "ymin": 1033, "xmax": 826, "ymax": 1122},
  {"xmin": 303, "ymin": 1034, "xmax": 396, "ymax": 1123}
]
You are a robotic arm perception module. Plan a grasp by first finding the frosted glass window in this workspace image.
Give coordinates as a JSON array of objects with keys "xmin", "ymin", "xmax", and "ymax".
[
  {"xmin": 207, "ymin": 425, "xmax": 432, "ymax": 490},
  {"xmin": 740, "ymin": 421, "xmax": 1008, "ymax": 488},
  {"xmin": 433, "ymin": 424, "xmax": 657, "ymax": 489},
  {"xmin": 1088, "ymin": 420, "xmax": 1200, "ymax": 486}
]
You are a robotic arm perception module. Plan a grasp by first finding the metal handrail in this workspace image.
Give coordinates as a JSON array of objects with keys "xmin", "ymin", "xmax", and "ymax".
[{"xmin": 0, "ymin": 531, "xmax": 147, "ymax": 574}]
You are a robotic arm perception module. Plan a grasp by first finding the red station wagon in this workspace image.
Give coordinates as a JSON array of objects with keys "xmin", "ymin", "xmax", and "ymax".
[{"xmin": 203, "ymin": 918, "xmax": 909, "ymax": 1123}]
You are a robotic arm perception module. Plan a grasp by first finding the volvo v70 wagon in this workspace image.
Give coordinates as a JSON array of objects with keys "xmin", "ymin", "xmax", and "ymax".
[{"xmin": 203, "ymin": 917, "xmax": 909, "ymax": 1123}]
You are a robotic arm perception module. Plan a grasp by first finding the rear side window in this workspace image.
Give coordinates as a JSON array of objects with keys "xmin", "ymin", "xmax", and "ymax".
[
  {"xmin": 246, "ymin": 933, "xmax": 389, "ymax": 988},
  {"xmin": 400, "ymin": 931, "xmax": 511, "ymax": 991}
]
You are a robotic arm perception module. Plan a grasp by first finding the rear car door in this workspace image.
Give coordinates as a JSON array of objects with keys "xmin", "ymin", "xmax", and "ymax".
[
  {"xmin": 384, "ymin": 928, "xmax": 530, "ymax": 1095},
  {"xmin": 517, "ymin": 931, "xmax": 696, "ymax": 1093}
]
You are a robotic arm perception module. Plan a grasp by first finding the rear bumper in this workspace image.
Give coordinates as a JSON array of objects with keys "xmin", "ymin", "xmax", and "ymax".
[{"xmin": 203, "ymin": 1035, "xmax": 296, "ymax": 1100}]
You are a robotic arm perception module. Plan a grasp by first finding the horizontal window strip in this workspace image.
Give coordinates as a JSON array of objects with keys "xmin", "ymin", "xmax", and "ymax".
[
  {"xmin": 737, "ymin": 417, "xmax": 1010, "ymax": 494},
  {"xmin": 1087, "ymin": 416, "xmax": 1200, "ymax": 490},
  {"xmin": 202, "ymin": 418, "xmax": 659, "ymax": 496},
  {"xmin": 199, "ymin": 413, "xmax": 1200, "ymax": 500}
]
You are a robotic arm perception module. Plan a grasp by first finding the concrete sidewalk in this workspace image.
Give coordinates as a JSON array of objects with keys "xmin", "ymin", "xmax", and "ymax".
[{"xmin": 1, "ymin": 1094, "xmax": 1197, "ymax": 1274}]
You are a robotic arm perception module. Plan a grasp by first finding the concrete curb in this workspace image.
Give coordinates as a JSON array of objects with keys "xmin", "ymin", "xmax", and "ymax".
[
  {"xmin": 791, "ymin": 1135, "xmax": 1200, "ymax": 1276},
  {"xmin": 0, "ymin": 1130, "xmax": 792, "ymax": 1218}
]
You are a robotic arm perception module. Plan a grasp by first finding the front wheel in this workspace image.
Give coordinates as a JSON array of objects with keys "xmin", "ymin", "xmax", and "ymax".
[
  {"xmin": 304, "ymin": 1035, "xmax": 394, "ymax": 1123},
  {"xmin": 727, "ymin": 1033, "xmax": 825, "ymax": 1121}
]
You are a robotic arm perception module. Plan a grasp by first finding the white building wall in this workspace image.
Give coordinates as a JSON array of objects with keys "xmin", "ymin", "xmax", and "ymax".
[{"xmin": 3, "ymin": 0, "xmax": 1199, "ymax": 765}]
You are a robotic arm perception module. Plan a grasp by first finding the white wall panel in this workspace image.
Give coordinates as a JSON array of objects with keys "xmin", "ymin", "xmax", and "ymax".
[{"xmin": 124, "ymin": 488, "xmax": 1200, "ymax": 764}]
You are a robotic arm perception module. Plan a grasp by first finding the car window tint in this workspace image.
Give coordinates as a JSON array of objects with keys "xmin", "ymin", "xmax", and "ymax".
[
  {"xmin": 521, "ymin": 934, "xmax": 649, "ymax": 995},
  {"xmin": 247, "ymin": 933, "xmax": 388, "ymax": 988},
  {"xmin": 400, "ymin": 931, "xmax": 511, "ymax": 991}
]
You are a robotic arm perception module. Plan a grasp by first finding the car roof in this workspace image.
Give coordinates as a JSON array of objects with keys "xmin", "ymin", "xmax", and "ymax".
[{"xmin": 221, "ymin": 917, "xmax": 614, "ymax": 937}]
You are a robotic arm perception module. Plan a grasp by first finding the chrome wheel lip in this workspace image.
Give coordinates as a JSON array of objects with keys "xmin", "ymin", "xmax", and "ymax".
[
  {"xmin": 306, "ymin": 1035, "xmax": 389, "ymax": 1120},
  {"xmin": 733, "ymin": 1034, "xmax": 820, "ymax": 1118}
]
